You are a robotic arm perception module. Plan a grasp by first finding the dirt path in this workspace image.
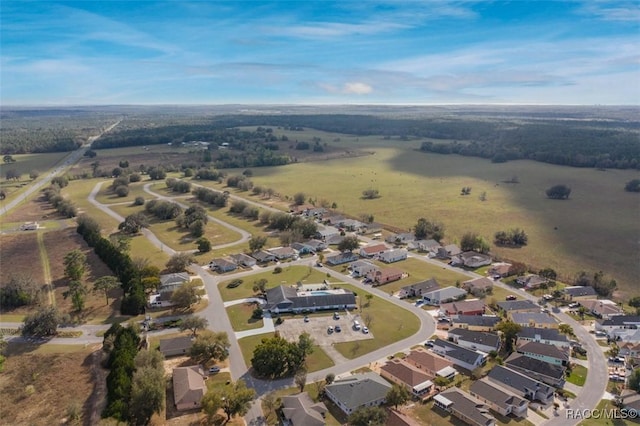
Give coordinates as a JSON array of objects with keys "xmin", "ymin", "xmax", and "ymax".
[
  {"xmin": 86, "ymin": 348, "xmax": 108, "ymax": 426},
  {"xmin": 37, "ymin": 231, "xmax": 55, "ymax": 306}
]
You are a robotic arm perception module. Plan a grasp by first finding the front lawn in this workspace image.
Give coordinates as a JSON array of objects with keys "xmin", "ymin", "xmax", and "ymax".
[
  {"xmin": 226, "ymin": 302, "xmax": 264, "ymax": 331},
  {"xmin": 566, "ymin": 364, "xmax": 588, "ymax": 386}
]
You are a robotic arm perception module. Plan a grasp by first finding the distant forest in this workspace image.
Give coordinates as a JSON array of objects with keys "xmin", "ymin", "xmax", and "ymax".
[{"xmin": 3, "ymin": 108, "xmax": 639, "ymax": 169}]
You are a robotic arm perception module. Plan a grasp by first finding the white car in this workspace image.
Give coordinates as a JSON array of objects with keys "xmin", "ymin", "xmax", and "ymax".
[{"xmin": 362, "ymin": 327, "xmax": 369, "ymax": 334}]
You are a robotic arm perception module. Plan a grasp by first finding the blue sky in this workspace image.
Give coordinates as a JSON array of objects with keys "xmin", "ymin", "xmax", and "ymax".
[{"xmin": 2, "ymin": 1, "xmax": 639, "ymax": 105}]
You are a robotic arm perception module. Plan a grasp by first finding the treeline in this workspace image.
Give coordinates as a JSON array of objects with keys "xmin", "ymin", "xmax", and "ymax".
[
  {"xmin": 42, "ymin": 177, "xmax": 77, "ymax": 218},
  {"xmin": 192, "ymin": 187, "xmax": 228, "ymax": 207}
]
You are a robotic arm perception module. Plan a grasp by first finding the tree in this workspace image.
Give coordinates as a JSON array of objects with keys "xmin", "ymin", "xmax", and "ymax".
[
  {"xmin": 538, "ymin": 268, "xmax": 557, "ymax": 281},
  {"xmin": 133, "ymin": 196, "xmax": 145, "ymax": 206},
  {"xmin": 414, "ymin": 217, "xmax": 445, "ymax": 241},
  {"xmin": 386, "ymin": 384, "xmax": 410, "ymax": 409},
  {"xmin": 22, "ymin": 306, "xmax": 61, "ymax": 337},
  {"xmin": 64, "ymin": 280, "xmax": 89, "ymax": 311},
  {"xmin": 262, "ymin": 392, "xmax": 279, "ymax": 423},
  {"xmin": 251, "ymin": 335, "xmax": 304, "ymax": 378},
  {"xmin": 252, "ymin": 278, "xmax": 268, "ymax": 295},
  {"xmin": 115, "ymin": 185, "xmax": 129, "ymax": 197},
  {"xmin": 179, "ymin": 315, "xmax": 209, "ymax": 337},
  {"xmin": 559, "ymin": 323, "xmax": 575, "ymax": 337},
  {"xmin": 170, "ymin": 280, "xmax": 205, "ymax": 309},
  {"xmin": 109, "ymin": 234, "xmax": 132, "ymax": 254},
  {"xmin": 297, "ymin": 332, "xmax": 314, "ymax": 359},
  {"xmin": 129, "ymin": 364, "xmax": 165, "ymax": 425},
  {"xmin": 325, "ymin": 373, "xmax": 335, "ymax": 385},
  {"xmin": 362, "ymin": 188, "xmax": 380, "ymax": 199},
  {"xmin": 3, "ymin": 154, "xmax": 15, "ymax": 163},
  {"xmin": 84, "ymin": 149, "xmax": 97, "ymax": 158},
  {"xmin": 460, "ymin": 232, "xmax": 490, "ymax": 253},
  {"xmin": 495, "ymin": 320, "xmax": 522, "ymax": 353},
  {"xmin": 293, "ymin": 192, "xmax": 306, "ymax": 205},
  {"xmin": 337, "ymin": 235, "xmax": 360, "ymax": 252},
  {"xmin": 202, "ymin": 379, "xmax": 255, "ymax": 423},
  {"xmin": 93, "ymin": 275, "xmax": 122, "ymax": 305},
  {"xmin": 165, "ymin": 253, "xmax": 195, "ymax": 273},
  {"xmin": 508, "ymin": 262, "xmax": 527, "ymax": 277},
  {"xmin": 197, "ymin": 237, "xmax": 212, "ymax": 253},
  {"xmin": 249, "ymin": 235, "xmax": 267, "ymax": 252},
  {"xmin": 51, "ymin": 176, "xmax": 68, "ymax": 188},
  {"xmin": 624, "ymin": 179, "xmax": 640, "ymax": 192},
  {"xmin": 0, "ymin": 274, "xmax": 41, "ymax": 308},
  {"xmin": 546, "ymin": 184, "xmax": 571, "ymax": 200},
  {"xmin": 118, "ymin": 212, "xmax": 149, "ymax": 234},
  {"xmin": 629, "ymin": 368, "xmax": 640, "ymax": 392},
  {"xmin": 5, "ymin": 169, "xmax": 20, "ymax": 181},
  {"xmin": 64, "ymin": 249, "xmax": 87, "ymax": 281},
  {"xmin": 190, "ymin": 330, "xmax": 230, "ymax": 363},
  {"xmin": 294, "ymin": 368, "xmax": 308, "ymax": 392},
  {"xmin": 348, "ymin": 406, "xmax": 388, "ymax": 426},
  {"xmin": 629, "ymin": 296, "xmax": 640, "ymax": 308}
]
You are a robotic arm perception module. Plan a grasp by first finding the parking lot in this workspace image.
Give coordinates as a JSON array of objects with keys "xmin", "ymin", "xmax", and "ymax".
[{"xmin": 275, "ymin": 311, "xmax": 374, "ymax": 344}]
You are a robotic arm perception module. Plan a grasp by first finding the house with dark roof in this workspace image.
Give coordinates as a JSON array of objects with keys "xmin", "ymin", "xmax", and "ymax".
[
  {"xmin": 385, "ymin": 232, "xmax": 415, "ymax": 245},
  {"xmin": 209, "ymin": 258, "xmax": 237, "ymax": 273},
  {"xmin": 397, "ymin": 279, "xmax": 440, "ymax": 299},
  {"xmin": 324, "ymin": 372, "xmax": 392, "ymax": 415},
  {"xmin": 563, "ymin": 285, "xmax": 598, "ymax": 300},
  {"xmin": 619, "ymin": 390, "xmax": 640, "ymax": 417},
  {"xmin": 595, "ymin": 315, "xmax": 640, "ymax": 338},
  {"xmin": 496, "ymin": 300, "xmax": 540, "ymax": 314},
  {"xmin": 305, "ymin": 239, "xmax": 328, "ymax": 252},
  {"xmin": 404, "ymin": 347, "xmax": 456, "ymax": 380},
  {"xmin": 450, "ymin": 251, "xmax": 492, "ymax": 268},
  {"xmin": 486, "ymin": 365, "xmax": 554, "ymax": 404},
  {"xmin": 431, "ymin": 338, "xmax": 487, "ymax": 371},
  {"xmin": 516, "ymin": 274, "xmax": 547, "ymax": 289},
  {"xmin": 517, "ymin": 327, "xmax": 570, "ymax": 348},
  {"xmin": 325, "ymin": 252, "xmax": 359, "ymax": 266},
  {"xmin": 379, "ymin": 249, "xmax": 408, "ymax": 263},
  {"xmin": 230, "ymin": 253, "xmax": 257, "ymax": 268},
  {"xmin": 435, "ymin": 244, "xmax": 462, "ymax": 259},
  {"xmin": 579, "ymin": 299, "xmax": 623, "ymax": 319},
  {"xmin": 451, "ymin": 315, "xmax": 501, "ymax": 332},
  {"xmin": 469, "ymin": 378, "xmax": 529, "ymax": 418},
  {"xmin": 359, "ymin": 243, "xmax": 388, "ymax": 258},
  {"xmin": 447, "ymin": 329, "xmax": 500, "ymax": 353},
  {"xmin": 433, "ymin": 388, "xmax": 496, "ymax": 426},
  {"xmin": 516, "ymin": 341, "xmax": 569, "ymax": 366},
  {"xmin": 371, "ymin": 267, "xmax": 404, "ymax": 285},
  {"xmin": 422, "ymin": 286, "xmax": 467, "ymax": 305},
  {"xmin": 173, "ymin": 366, "xmax": 207, "ymax": 411},
  {"xmin": 263, "ymin": 285, "xmax": 356, "ymax": 314},
  {"xmin": 290, "ymin": 242, "xmax": 315, "ymax": 255},
  {"xmin": 251, "ymin": 250, "xmax": 277, "ymax": 263},
  {"xmin": 504, "ymin": 353, "xmax": 566, "ymax": 388},
  {"xmin": 159, "ymin": 272, "xmax": 190, "ymax": 293},
  {"xmin": 440, "ymin": 300, "xmax": 485, "ymax": 317},
  {"xmin": 462, "ymin": 278, "xmax": 494, "ymax": 296},
  {"xmin": 380, "ymin": 359, "xmax": 434, "ymax": 398},
  {"xmin": 349, "ymin": 260, "xmax": 379, "ymax": 278},
  {"xmin": 510, "ymin": 312, "xmax": 559, "ymax": 329},
  {"xmin": 281, "ymin": 392, "xmax": 327, "ymax": 426},
  {"xmin": 159, "ymin": 336, "xmax": 194, "ymax": 357}
]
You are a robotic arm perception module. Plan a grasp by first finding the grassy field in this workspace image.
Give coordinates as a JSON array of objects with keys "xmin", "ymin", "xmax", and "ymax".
[
  {"xmin": 94, "ymin": 181, "xmax": 149, "ymax": 205},
  {"xmin": 0, "ymin": 152, "xmax": 69, "ymax": 202},
  {"xmin": 226, "ymin": 302, "xmax": 264, "ymax": 331},
  {"xmin": 333, "ymin": 284, "xmax": 420, "ymax": 359},
  {"xmin": 242, "ymin": 136, "xmax": 639, "ymax": 296},
  {"xmin": 566, "ymin": 364, "xmax": 588, "ymax": 386},
  {"xmin": 577, "ymin": 399, "xmax": 640, "ymax": 426},
  {"xmin": 368, "ymin": 257, "xmax": 470, "ymax": 293},
  {"xmin": 218, "ymin": 265, "xmax": 338, "ymax": 302}
]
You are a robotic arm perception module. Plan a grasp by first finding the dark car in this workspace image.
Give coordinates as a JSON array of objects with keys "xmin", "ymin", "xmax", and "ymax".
[
  {"xmin": 335, "ymin": 325, "xmax": 342, "ymax": 332},
  {"xmin": 209, "ymin": 366, "xmax": 220, "ymax": 374}
]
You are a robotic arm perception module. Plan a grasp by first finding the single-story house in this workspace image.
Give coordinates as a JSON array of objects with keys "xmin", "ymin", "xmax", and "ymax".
[
  {"xmin": 504, "ymin": 353, "xmax": 566, "ymax": 388},
  {"xmin": 359, "ymin": 243, "xmax": 389, "ymax": 258},
  {"xmin": 447, "ymin": 329, "xmax": 501, "ymax": 353},
  {"xmin": 617, "ymin": 342, "xmax": 640, "ymax": 360},
  {"xmin": 385, "ymin": 232, "xmax": 416, "ymax": 245},
  {"xmin": 305, "ymin": 239, "xmax": 327, "ymax": 252},
  {"xmin": 435, "ymin": 244, "xmax": 462, "ymax": 259},
  {"xmin": 450, "ymin": 251, "xmax": 492, "ymax": 268},
  {"xmin": 159, "ymin": 336, "xmax": 194, "ymax": 357},
  {"xmin": 326, "ymin": 234, "xmax": 345, "ymax": 245},
  {"xmin": 579, "ymin": 299, "xmax": 623, "ymax": 319},
  {"xmin": 323, "ymin": 215, "xmax": 345, "ymax": 225},
  {"xmin": 324, "ymin": 372, "xmax": 392, "ymax": 415},
  {"xmin": 380, "ymin": 359, "xmax": 434, "ymax": 398},
  {"xmin": 315, "ymin": 227, "xmax": 340, "ymax": 240},
  {"xmin": 398, "ymin": 278, "xmax": 440, "ymax": 299},
  {"xmin": 563, "ymin": 285, "xmax": 598, "ymax": 301},
  {"xmin": 326, "ymin": 252, "xmax": 359, "ymax": 266},
  {"xmin": 230, "ymin": 253, "xmax": 257, "ymax": 268},
  {"xmin": 516, "ymin": 274, "xmax": 548, "ymax": 289},
  {"xmin": 159, "ymin": 272, "xmax": 191, "ymax": 293},
  {"xmin": 451, "ymin": 315, "xmax": 501, "ymax": 332},
  {"xmin": 350, "ymin": 260, "xmax": 379, "ymax": 278},
  {"xmin": 486, "ymin": 365, "xmax": 554, "ymax": 404},
  {"xmin": 281, "ymin": 392, "xmax": 327, "ymax": 426},
  {"xmin": 268, "ymin": 246, "xmax": 298, "ymax": 260},
  {"xmin": 404, "ymin": 347, "xmax": 456, "ymax": 379},
  {"xmin": 173, "ymin": 366, "xmax": 207, "ymax": 411},
  {"xmin": 290, "ymin": 242, "xmax": 315, "ymax": 255},
  {"xmin": 495, "ymin": 300, "xmax": 540, "ymax": 314},
  {"xmin": 595, "ymin": 315, "xmax": 640, "ymax": 338},
  {"xmin": 516, "ymin": 341, "xmax": 569, "ymax": 366},
  {"xmin": 386, "ymin": 408, "xmax": 422, "ymax": 426},
  {"xmin": 462, "ymin": 278, "xmax": 494, "ymax": 296},
  {"xmin": 619, "ymin": 390, "xmax": 640, "ymax": 418},
  {"xmin": 433, "ymin": 388, "xmax": 496, "ymax": 426},
  {"xmin": 488, "ymin": 262, "xmax": 512, "ymax": 278},
  {"xmin": 469, "ymin": 378, "xmax": 528, "ymax": 418},
  {"xmin": 408, "ymin": 239, "xmax": 441, "ymax": 254},
  {"xmin": 440, "ymin": 299, "xmax": 486, "ymax": 317},
  {"xmin": 379, "ymin": 249, "xmax": 408, "ymax": 263},
  {"xmin": 422, "ymin": 286, "xmax": 467, "ymax": 305},
  {"xmin": 516, "ymin": 327, "xmax": 570, "ymax": 348},
  {"xmin": 431, "ymin": 338, "xmax": 487, "ymax": 371},
  {"xmin": 358, "ymin": 222, "xmax": 384, "ymax": 235},
  {"xmin": 304, "ymin": 207, "xmax": 327, "ymax": 218},
  {"xmin": 371, "ymin": 267, "xmax": 404, "ymax": 285},
  {"xmin": 251, "ymin": 250, "xmax": 277, "ymax": 263},
  {"xmin": 209, "ymin": 258, "xmax": 237, "ymax": 273},
  {"xmin": 510, "ymin": 312, "xmax": 559, "ymax": 329},
  {"xmin": 340, "ymin": 219, "xmax": 365, "ymax": 231},
  {"xmin": 148, "ymin": 290, "xmax": 175, "ymax": 308},
  {"xmin": 263, "ymin": 285, "xmax": 356, "ymax": 314}
]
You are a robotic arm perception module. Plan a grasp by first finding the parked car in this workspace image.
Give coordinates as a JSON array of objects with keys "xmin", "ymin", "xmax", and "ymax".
[
  {"xmin": 333, "ymin": 312, "xmax": 340, "ymax": 320},
  {"xmin": 568, "ymin": 302, "xmax": 580, "ymax": 308},
  {"xmin": 327, "ymin": 326, "xmax": 334, "ymax": 334},
  {"xmin": 505, "ymin": 295, "xmax": 517, "ymax": 301},
  {"xmin": 209, "ymin": 366, "xmax": 220, "ymax": 374},
  {"xmin": 362, "ymin": 327, "xmax": 369, "ymax": 334},
  {"xmin": 415, "ymin": 300, "xmax": 425, "ymax": 307},
  {"xmin": 335, "ymin": 325, "xmax": 342, "ymax": 333},
  {"xmin": 424, "ymin": 340, "xmax": 435, "ymax": 347},
  {"xmin": 316, "ymin": 262, "xmax": 323, "ymax": 267},
  {"xmin": 304, "ymin": 316, "xmax": 309, "ymax": 322}
]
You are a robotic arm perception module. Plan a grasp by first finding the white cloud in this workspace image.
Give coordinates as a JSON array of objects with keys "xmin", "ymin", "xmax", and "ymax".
[
  {"xmin": 579, "ymin": 2, "xmax": 640, "ymax": 22},
  {"xmin": 344, "ymin": 82, "xmax": 373, "ymax": 94}
]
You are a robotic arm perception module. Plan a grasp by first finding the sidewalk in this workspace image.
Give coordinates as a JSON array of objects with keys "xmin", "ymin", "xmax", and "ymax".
[{"xmin": 234, "ymin": 314, "xmax": 275, "ymax": 339}]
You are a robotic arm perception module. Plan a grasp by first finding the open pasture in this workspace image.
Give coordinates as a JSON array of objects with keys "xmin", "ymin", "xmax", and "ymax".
[{"xmin": 248, "ymin": 142, "xmax": 639, "ymax": 295}]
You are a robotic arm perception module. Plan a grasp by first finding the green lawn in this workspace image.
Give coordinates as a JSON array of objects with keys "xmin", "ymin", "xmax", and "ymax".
[
  {"xmin": 567, "ymin": 364, "xmax": 588, "ymax": 386},
  {"xmin": 218, "ymin": 265, "xmax": 339, "ymax": 302},
  {"xmin": 578, "ymin": 399, "xmax": 640, "ymax": 426},
  {"xmin": 368, "ymin": 257, "xmax": 470, "ymax": 293},
  {"xmin": 226, "ymin": 303, "xmax": 264, "ymax": 331},
  {"xmin": 333, "ymin": 284, "xmax": 420, "ymax": 359},
  {"xmin": 95, "ymin": 181, "xmax": 149, "ymax": 205}
]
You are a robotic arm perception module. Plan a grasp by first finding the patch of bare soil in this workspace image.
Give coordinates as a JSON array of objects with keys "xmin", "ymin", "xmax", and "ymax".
[
  {"xmin": 3, "ymin": 195, "xmax": 61, "ymax": 223},
  {"xmin": 0, "ymin": 233, "xmax": 43, "ymax": 286},
  {"xmin": 0, "ymin": 348, "xmax": 97, "ymax": 425}
]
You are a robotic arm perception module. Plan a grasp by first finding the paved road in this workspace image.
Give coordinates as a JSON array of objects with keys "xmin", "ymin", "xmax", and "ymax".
[{"xmin": 0, "ymin": 120, "xmax": 121, "ymax": 217}]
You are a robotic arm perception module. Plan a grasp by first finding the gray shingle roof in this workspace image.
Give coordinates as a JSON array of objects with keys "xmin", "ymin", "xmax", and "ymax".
[
  {"xmin": 325, "ymin": 372, "xmax": 392, "ymax": 412},
  {"xmin": 264, "ymin": 285, "xmax": 356, "ymax": 312},
  {"xmin": 517, "ymin": 341, "xmax": 569, "ymax": 361},
  {"xmin": 564, "ymin": 286, "xmax": 598, "ymax": 297},
  {"xmin": 439, "ymin": 388, "xmax": 496, "ymax": 426},
  {"xmin": 400, "ymin": 278, "xmax": 440, "ymax": 294},
  {"xmin": 433, "ymin": 338, "xmax": 486, "ymax": 366},
  {"xmin": 504, "ymin": 353, "xmax": 566, "ymax": 381},
  {"xmin": 451, "ymin": 315, "xmax": 501, "ymax": 328},
  {"xmin": 496, "ymin": 300, "xmax": 539, "ymax": 312},
  {"xmin": 511, "ymin": 312, "xmax": 558, "ymax": 325},
  {"xmin": 600, "ymin": 315, "xmax": 640, "ymax": 326},
  {"xmin": 470, "ymin": 378, "xmax": 528, "ymax": 410},
  {"xmin": 517, "ymin": 327, "xmax": 569, "ymax": 343},
  {"xmin": 448, "ymin": 329, "xmax": 500, "ymax": 349},
  {"xmin": 487, "ymin": 365, "xmax": 553, "ymax": 397}
]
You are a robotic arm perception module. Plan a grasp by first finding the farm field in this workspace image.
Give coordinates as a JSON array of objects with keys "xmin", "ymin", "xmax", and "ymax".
[
  {"xmin": 244, "ymin": 139, "xmax": 639, "ymax": 295},
  {"xmin": 0, "ymin": 152, "xmax": 70, "ymax": 202},
  {"xmin": 0, "ymin": 232, "xmax": 44, "ymax": 306}
]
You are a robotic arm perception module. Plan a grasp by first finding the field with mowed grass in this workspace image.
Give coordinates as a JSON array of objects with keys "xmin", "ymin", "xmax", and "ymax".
[{"xmin": 244, "ymin": 137, "xmax": 639, "ymax": 295}]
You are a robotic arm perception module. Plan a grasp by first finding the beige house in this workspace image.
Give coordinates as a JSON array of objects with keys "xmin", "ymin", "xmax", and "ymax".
[
  {"xmin": 173, "ymin": 366, "xmax": 207, "ymax": 411},
  {"xmin": 281, "ymin": 392, "xmax": 327, "ymax": 426}
]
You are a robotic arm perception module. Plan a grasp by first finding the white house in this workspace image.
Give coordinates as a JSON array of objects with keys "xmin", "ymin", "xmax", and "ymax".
[
  {"xmin": 378, "ymin": 249, "xmax": 408, "ymax": 263},
  {"xmin": 423, "ymin": 286, "xmax": 467, "ymax": 305}
]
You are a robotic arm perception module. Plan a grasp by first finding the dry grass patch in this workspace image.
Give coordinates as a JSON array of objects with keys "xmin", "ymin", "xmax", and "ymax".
[{"xmin": 0, "ymin": 232, "xmax": 44, "ymax": 287}]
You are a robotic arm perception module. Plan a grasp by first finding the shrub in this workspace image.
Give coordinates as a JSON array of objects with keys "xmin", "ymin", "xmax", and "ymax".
[
  {"xmin": 273, "ymin": 267, "xmax": 283, "ymax": 274},
  {"xmin": 227, "ymin": 279, "xmax": 243, "ymax": 288},
  {"xmin": 128, "ymin": 173, "xmax": 141, "ymax": 183},
  {"xmin": 133, "ymin": 196, "xmax": 145, "ymax": 206},
  {"xmin": 115, "ymin": 185, "xmax": 129, "ymax": 197}
]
